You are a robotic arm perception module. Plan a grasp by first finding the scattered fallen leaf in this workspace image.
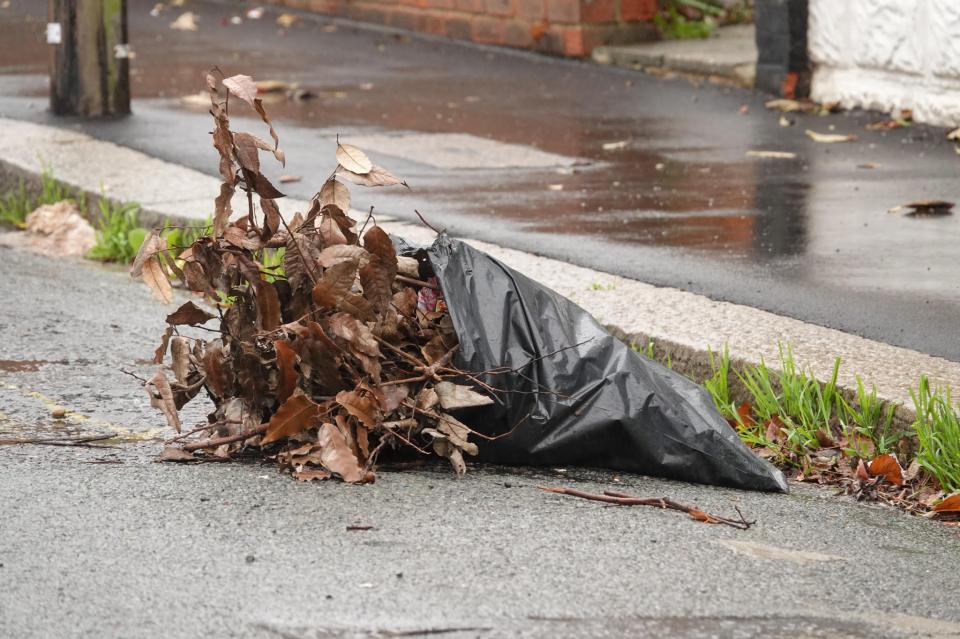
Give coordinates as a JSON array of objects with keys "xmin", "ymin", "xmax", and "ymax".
[
  {"xmin": 746, "ymin": 150, "xmax": 797, "ymax": 160},
  {"xmin": 279, "ymin": 175, "xmax": 302, "ymax": 183},
  {"xmin": 256, "ymin": 79, "xmax": 292, "ymax": 94},
  {"xmin": 276, "ymin": 13, "xmax": 298, "ymax": 28},
  {"xmin": 806, "ymin": 129, "xmax": 857, "ymax": 143},
  {"xmin": 931, "ymin": 494, "xmax": 960, "ymax": 517},
  {"xmin": 900, "ymin": 200, "xmax": 955, "ymax": 217},
  {"xmin": 857, "ymin": 163, "xmax": 881, "ymax": 170},
  {"xmin": 868, "ymin": 453, "xmax": 904, "ymax": 486},
  {"xmin": 160, "ymin": 446, "xmax": 196, "ymax": 462},
  {"xmin": 169, "ymin": 11, "xmax": 197, "ymax": 31},
  {"xmin": 602, "ymin": 140, "xmax": 628, "ymax": 151}
]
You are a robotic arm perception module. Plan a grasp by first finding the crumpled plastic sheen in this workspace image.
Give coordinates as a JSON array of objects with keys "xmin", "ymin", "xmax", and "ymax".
[{"xmin": 402, "ymin": 234, "xmax": 788, "ymax": 493}]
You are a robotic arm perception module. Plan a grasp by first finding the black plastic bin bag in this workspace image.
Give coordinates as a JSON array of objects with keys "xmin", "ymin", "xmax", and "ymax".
[{"xmin": 409, "ymin": 234, "xmax": 788, "ymax": 493}]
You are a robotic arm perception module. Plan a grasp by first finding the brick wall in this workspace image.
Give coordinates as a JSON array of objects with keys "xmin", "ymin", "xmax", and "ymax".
[{"xmin": 267, "ymin": 0, "xmax": 658, "ymax": 56}]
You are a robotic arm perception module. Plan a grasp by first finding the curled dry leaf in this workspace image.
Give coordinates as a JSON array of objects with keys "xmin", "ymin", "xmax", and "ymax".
[
  {"xmin": 319, "ymin": 422, "xmax": 370, "ymax": 483},
  {"xmin": 337, "ymin": 164, "xmax": 406, "ymax": 188},
  {"xmin": 435, "ymin": 381, "xmax": 495, "ymax": 410},
  {"xmin": 261, "ymin": 393, "xmax": 322, "ymax": 446},
  {"xmin": 165, "ymin": 300, "xmax": 216, "ymax": 326},
  {"xmin": 319, "ymin": 177, "xmax": 351, "ymax": 211},
  {"xmin": 931, "ymin": 494, "xmax": 960, "ymax": 517},
  {"xmin": 146, "ymin": 370, "xmax": 181, "ymax": 432},
  {"xmin": 336, "ymin": 142, "xmax": 373, "ymax": 175},
  {"xmin": 868, "ymin": 453, "xmax": 904, "ymax": 486}
]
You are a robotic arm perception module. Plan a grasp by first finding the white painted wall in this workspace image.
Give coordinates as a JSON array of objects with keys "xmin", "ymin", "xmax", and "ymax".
[{"xmin": 808, "ymin": 0, "xmax": 960, "ymax": 127}]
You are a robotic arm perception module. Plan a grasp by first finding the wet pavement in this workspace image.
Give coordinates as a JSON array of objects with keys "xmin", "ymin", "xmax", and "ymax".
[{"xmin": 2, "ymin": 0, "xmax": 960, "ymax": 359}]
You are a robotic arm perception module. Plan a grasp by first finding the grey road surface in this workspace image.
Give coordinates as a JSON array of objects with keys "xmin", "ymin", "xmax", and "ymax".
[{"xmin": 1, "ymin": 245, "xmax": 958, "ymax": 638}]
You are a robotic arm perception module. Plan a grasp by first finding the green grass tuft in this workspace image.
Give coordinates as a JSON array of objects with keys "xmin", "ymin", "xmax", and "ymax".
[
  {"xmin": 911, "ymin": 377, "xmax": 960, "ymax": 493},
  {"xmin": 88, "ymin": 197, "xmax": 148, "ymax": 263}
]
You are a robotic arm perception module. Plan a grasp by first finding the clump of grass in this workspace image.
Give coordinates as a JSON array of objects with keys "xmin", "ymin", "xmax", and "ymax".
[
  {"xmin": 704, "ymin": 345, "xmax": 735, "ymax": 419},
  {"xmin": 0, "ymin": 168, "xmax": 86, "ymax": 228},
  {"xmin": 911, "ymin": 377, "xmax": 960, "ymax": 493},
  {"xmin": 839, "ymin": 377, "xmax": 900, "ymax": 457},
  {"xmin": 88, "ymin": 197, "xmax": 148, "ymax": 263},
  {"xmin": 163, "ymin": 217, "xmax": 213, "ymax": 259}
]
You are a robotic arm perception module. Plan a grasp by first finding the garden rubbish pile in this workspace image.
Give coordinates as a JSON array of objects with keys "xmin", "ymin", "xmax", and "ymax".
[{"xmin": 136, "ymin": 70, "xmax": 787, "ymax": 495}]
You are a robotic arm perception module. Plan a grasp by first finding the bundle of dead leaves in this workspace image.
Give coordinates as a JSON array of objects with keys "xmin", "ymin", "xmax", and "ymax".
[{"xmin": 136, "ymin": 70, "xmax": 494, "ymax": 483}]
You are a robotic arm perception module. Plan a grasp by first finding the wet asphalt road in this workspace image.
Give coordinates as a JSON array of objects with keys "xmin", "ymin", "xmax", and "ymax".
[
  {"xmin": 2, "ymin": 244, "xmax": 960, "ymax": 638},
  {"xmin": 1, "ymin": 0, "xmax": 960, "ymax": 360}
]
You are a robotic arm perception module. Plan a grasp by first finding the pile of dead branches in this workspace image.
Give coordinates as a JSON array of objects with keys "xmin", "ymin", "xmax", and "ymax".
[{"xmin": 134, "ymin": 70, "xmax": 494, "ymax": 482}]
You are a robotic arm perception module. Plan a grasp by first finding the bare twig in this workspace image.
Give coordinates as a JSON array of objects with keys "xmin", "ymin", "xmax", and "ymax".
[
  {"xmin": 181, "ymin": 425, "xmax": 267, "ymax": 452},
  {"xmin": 396, "ymin": 274, "xmax": 440, "ymax": 290},
  {"xmin": 540, "ymin": 486, "xmax": 755, "ymax": 530},
  {"xmin": 0, "ymin": 434, "xmax": 116, "ymax": 447},
  {"xmin": 414, "ymin": 209, "xmax": 443, "ymax": 235}
]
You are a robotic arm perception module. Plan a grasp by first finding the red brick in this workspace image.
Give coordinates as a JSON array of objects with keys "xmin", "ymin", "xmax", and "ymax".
[
  {"xmin": 579, "ymin": 0, "xmax": 616, "ymax": 23},
  {"xmin": 445, "ymin": 16, "xmax": 473, "ymax": 39},
  {"xmin": 619, "ymin": 0, "xmax": 655, "ymax": 21},
  {"xmin": 546, "ymin": 0, "xmax": 579, "ymax": 23},
  {"xmin": 484, "ymin": 0, "xmax": 515, "ymax": 17},
  {"xmin": 390, "ymin": 8, "xmax": 425, "ymax": 30},
  {"xmin": 502, "ymin": 20, "xmax": 534, "ymax": 48},
  {"xmin": 427, "ymin": 0, "xmax": 457, "ymax": 8},
  {"xmin": 399, "ymin": 0, "xmax": 428, "ymax": 8},
  {"xmin": 565, "ymin": 26, "xmax": 587, "ymax": 55},
  {"xmin": 471, "ymin": 16, "xmax": 506, "ymax": 43},
  {"xmin": 515, "ymin": 0, "xmax": 545, "ymax": 20},
  {"xmin": 423, "ymin": 13, "xmax": 448, "ymax": 35},
  {"xmin": 455, "ymin": 0, "xmax": 485, "ymax": 13}
]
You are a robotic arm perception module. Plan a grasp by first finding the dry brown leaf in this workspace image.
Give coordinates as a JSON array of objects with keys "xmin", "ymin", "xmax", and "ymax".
[
  {"xmin": 317, "ymin": 245, "xmax": 368, "ymax": 269},
  {"xmin": 336, "ymin": 142, "xmax": 373, "ymax": 175},
  {"xmin": 274, "ymin": 340, "xmax": 298, "ymax": 403},
  {"xmin": 214, "ymin": 181, "xmax": 235, "ymax": 236},
  {"xmin": 261, "ymin": 393, "xmax": 322, "ymax": 446},
  {"xmin": 293, "ymin": 468, "xmax": 331, "ymax": 481},
  {"xmin": 142, "ymin": 257, "xmax": 173, "ymax": 304},
  {"xmin": 335, "ymin": 390, "xmax": 379, "ymax": 427},
  {"xmin": 932, "ymin": 494, "xmax": 960, "ymax": 515},
  {"xmin": 868, "ymin": 453, "xmax": 904, "ymax": 486},
  {"xmin": 434, "ymin": 382, "xmax": 494, "ymax": 411},
  {"xmin": 329, "ymin": 313, "xmax": 380, "ymax": 358},
  {"xmin": 165, "ymin": 300, "xmax": 216, "ymax": 326},
  {"xmin": 147, "ymin": 370, "xmax": 181, "ymax": 432},
  {"xmin": 154, "ymin": 326, "xmax": 174, "ymax": 364},
  {"xmin": 159, "ymin": 446, "xmax": 196, "ymax": 462},
  {"xmin": 279, "ymin": 175, "xmax": 301, "ymax": 183},
  {"xmin": 318, "ymin": 422, "xmax": 370, "ymax": 483},
  {"xmin": 337, "ymin": 164, "xmax": 406, "ymax": 188},
  {"xmin": 223, "ymin": 74, "xmax": 258, "ymax": 107},
  {"xmin": 319, "ymin": 177, "xmax": 351, "ymax": 211},
  {"xmin": 170, "ymin": 337, "xmax": 191, "ymax": 385},
  {"xmin": 312, "ymin": 260, "xmax": 358, "ymax": 308}
]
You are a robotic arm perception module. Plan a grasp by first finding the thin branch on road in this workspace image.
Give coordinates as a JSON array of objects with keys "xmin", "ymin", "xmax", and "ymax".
[{"xmin": 540, "ymin": 486, "xmax": 755, "ymax": 530}]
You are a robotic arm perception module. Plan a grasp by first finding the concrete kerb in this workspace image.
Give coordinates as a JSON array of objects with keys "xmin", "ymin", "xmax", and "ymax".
[{"xmin": 3, "ymin": 115, "xmax": 960, "ymax": 424}]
